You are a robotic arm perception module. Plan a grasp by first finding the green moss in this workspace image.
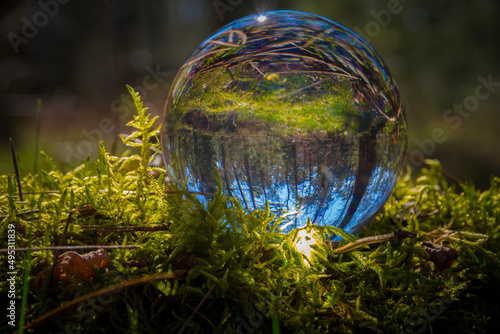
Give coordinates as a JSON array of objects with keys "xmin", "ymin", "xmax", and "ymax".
[
  {"xmin": 169, "ymin": 68, "xmax": 359, "ymax": 136},
  {"xmin": 1, "ymin": 88, "xmax": 499, "ymax": 333}
]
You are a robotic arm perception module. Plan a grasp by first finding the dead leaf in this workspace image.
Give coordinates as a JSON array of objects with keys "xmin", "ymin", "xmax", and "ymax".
[
  {"xmin": 40, "ymin": 248, "xmax": 110, "ymax": 287},
  {"xmin": 80, "ymin": 248, "xmax": 110, "ymax": 268},
  {"xmin": 420, "ymin": 242, "xmax": 457, "ymax": 270}
]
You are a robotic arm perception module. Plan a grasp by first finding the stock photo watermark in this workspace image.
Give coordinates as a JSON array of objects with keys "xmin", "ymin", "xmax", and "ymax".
[
  {"xmin": 63, "ymin": 64, "xmax": 173, "ymax": 165},
  {"xmin": 47, "ymin": 289, "xmax": 118, "ymax": 334},
  {"xmin": 409, "ymin": 74, "xmax": 500, "ymax": 166},
  {"xmin": 213, "ymin": 0, "xmax": 244, "ymax": 21},
  {"xmin": 235, "ymin": 307, "xmax": 264, "ymax": 334},
  {"xmin": 211, "ymin": 0, "xmax": 415, "ymax": 36},
  {"xmin": 5, "ymin": 224, "xmax": 17, "ymax": 327},
  {"xmin": 402, "ymin": 284, "xmax": 463, "ymax": 333},
  {"xmin": 7, "ymin": 0, "xmax": 71, "ymax": 54},
  {"xmin": 222, "ymin": 300, "xmax": 267, "ymax": 334},
  {"xmin": 353, "ymin": 0, "xmax": 414, "ymax": 43}
]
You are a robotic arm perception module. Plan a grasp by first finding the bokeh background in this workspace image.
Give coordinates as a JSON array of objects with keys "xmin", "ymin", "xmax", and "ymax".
[{"xmin": 1, "ymin": 0, "xmax": 499, "ymax": 189}]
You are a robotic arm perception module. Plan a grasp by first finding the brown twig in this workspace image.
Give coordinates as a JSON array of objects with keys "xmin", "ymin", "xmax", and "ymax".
[
  {"xmin": 0, "ymin": 245, "xmax": 140, "ymax": 253},
  {"xmin": 56, "ymin": 212, "xmax": 73, "ymax": 257},
  {"xmin": 0, "ymin": 209, "xmax": 40, "ymax": 221},
  {"xmin": 164, "ymin": 189, "xmax": 216, "ymax": 197},
  {"xmin": 178, "ymin": 284, "xmax": 216, "ymax": 334},
  {"xmin": 407, "ymin": 150, "xmax": 464, "ymax": 186},
  {"xmin": 80, "ymin": 224, "xmax": 170, "ymax": 232},
  {"xmin": 333, "ymin": 230, "xmax": 416, "ymax": 254},
  {"xmin": 17, "ymin": 270, "xmax": 186, "ymax": 333},
  {"xmin": 22, "ymin": 191, "xmax": 60, "ymax": 194},
  {"xmin": 10, "ymin": 223, "xmax": 170, "ymax": 235},
  {"xmin": 185, "ymin": 303, "xmax": 216, "ymax": 330}
]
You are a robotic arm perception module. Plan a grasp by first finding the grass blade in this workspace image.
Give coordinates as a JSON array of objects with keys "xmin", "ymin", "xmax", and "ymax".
[
  {"xmin": 9, "ymin": 138, "xmax": 23, "ymax": 201},
  {"xmin": 33, "ymin": 99, "xmax": 42, "ymax": 175}
]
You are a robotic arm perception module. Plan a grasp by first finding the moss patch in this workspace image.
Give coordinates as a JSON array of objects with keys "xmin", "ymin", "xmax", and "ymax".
[{"xmin": 1, "ymin": 88, "xmax": 499, "ymax": 334}]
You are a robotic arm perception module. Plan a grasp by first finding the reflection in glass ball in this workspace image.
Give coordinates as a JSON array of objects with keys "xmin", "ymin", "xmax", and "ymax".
[{"xmin": 161, "ymin": 10, "xmax": 407, "ymax": 234}]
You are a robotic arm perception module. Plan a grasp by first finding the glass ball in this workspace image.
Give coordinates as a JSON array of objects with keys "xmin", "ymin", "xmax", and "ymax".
[{"xmin": 161, "ymin": 10, "xmax": 407, "ymax": 234}]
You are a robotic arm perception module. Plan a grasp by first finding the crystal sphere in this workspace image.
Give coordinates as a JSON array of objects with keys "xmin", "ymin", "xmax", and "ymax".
[{"xmin": 161, "ymin": 10, "xmax": 407, "ymax": 234}]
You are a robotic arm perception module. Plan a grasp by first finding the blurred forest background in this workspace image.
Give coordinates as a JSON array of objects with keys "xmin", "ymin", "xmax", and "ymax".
[{"xmin": 0, "ymin": 0, "xmax": 499, "ymax": 189}]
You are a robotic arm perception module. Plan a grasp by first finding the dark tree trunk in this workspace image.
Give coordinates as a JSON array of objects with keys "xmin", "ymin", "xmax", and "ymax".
[{"xmin": 338, "ymin": 133, "xmax": 377, "ymax": 230}]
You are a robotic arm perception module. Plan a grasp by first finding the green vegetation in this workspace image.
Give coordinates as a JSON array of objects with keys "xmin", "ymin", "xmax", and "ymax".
[
  {"xmin": 1, "ymin": 88, "xmax": 499, "ymax": 333},
  {"xmin": 170, "ymin": 67, "xmax": 392, "ymax": 137}
]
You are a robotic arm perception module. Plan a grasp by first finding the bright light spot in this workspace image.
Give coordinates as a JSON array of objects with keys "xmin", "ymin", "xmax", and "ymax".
[
  {"xmin": 293, "ymin": 229, "xmax": 320, "ymax": 265},
  {"xmin": 257, "ymin": 15, "xmax": 266, "ymax": 23}
]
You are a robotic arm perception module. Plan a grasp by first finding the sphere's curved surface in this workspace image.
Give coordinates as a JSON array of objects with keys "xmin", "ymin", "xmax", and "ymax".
[{"xmin": 161, "ymin": 10, "xmax": 407, "ymax": 234}]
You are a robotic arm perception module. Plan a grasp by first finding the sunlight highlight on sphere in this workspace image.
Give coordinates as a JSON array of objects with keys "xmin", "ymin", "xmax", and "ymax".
[
  {"xmin": 257, "ymin": 15, "xmax": 267, "ymax": 23},
  {"xmin": 161, "ymin": 10, "xmax": 408, "ymax": 234}
]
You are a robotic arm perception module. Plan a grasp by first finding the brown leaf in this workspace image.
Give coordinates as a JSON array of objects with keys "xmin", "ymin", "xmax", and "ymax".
[
  {"xmin": 420, "ymin": 242, "xmax": 457, "ymax": 270},
  {"xmin": 80, "ymin": 248, "xmax": 110, "ymax": 268},
  {"xmin": 44, "ymin": 248, "xmax": 110, "ymax": 286}
]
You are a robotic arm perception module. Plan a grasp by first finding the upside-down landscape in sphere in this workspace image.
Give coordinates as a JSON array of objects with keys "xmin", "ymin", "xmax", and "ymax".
[{"xmin": 161, "ymin": 10, "xmax": 407, "ymax": 234}]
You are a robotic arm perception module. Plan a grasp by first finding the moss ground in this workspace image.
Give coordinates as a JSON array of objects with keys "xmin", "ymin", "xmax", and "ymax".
[{"xmin": 1, "ymin": 87, "xmax": 499, "ymax": 333}]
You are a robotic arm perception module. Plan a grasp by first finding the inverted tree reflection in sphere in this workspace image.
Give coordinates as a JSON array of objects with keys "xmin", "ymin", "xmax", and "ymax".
[{"xmin": 162, "ymin": 11, "xmax": 407, "ymax": 234}]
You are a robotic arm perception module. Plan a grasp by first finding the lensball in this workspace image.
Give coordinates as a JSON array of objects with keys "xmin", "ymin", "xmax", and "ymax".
[{"xmin": 161, "ymin": 10, "xmax": 407, "ymax": 234}]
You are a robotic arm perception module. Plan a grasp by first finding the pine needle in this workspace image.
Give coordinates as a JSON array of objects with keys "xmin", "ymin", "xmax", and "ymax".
[{"xmin": 9, "ymin": 138, "xmax": 23, "ymax": 201}]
